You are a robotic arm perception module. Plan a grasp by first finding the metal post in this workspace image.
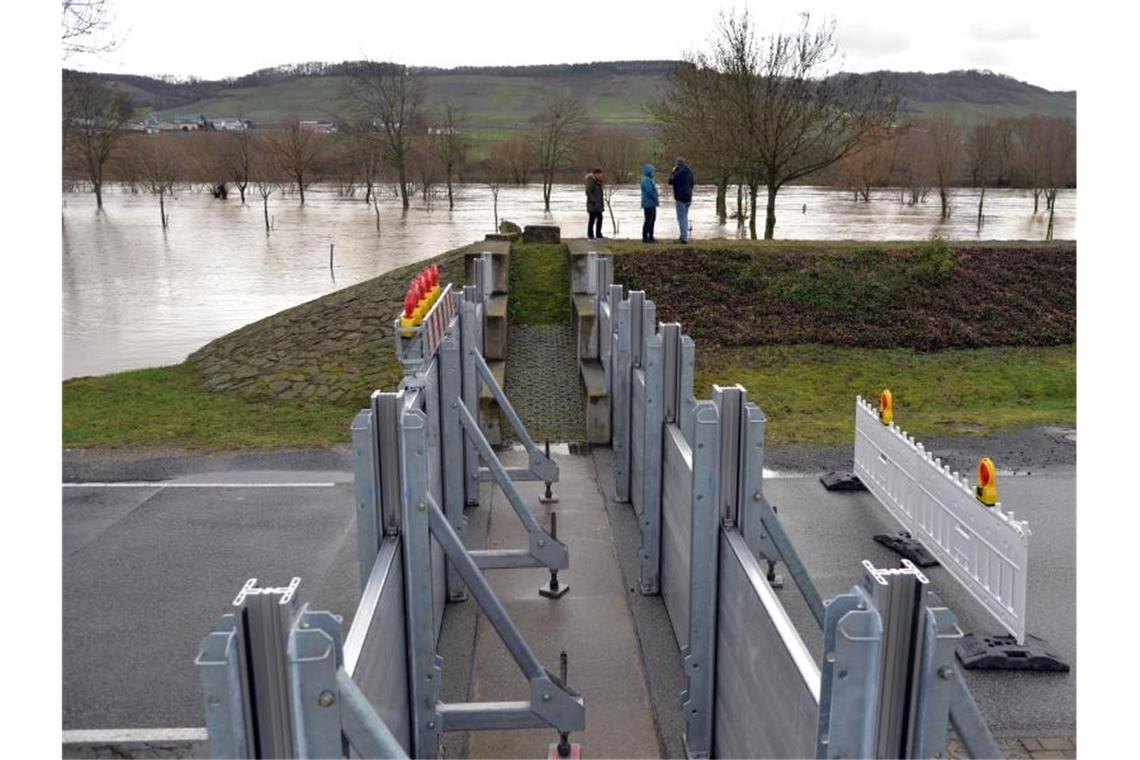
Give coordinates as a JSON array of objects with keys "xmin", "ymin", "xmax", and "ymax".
[
  {"xmin": 639, "ymin": 330, "xmax": 664, "ymax": 594},
  {"xmin": 712, "ymin": 385, "xmax": 744, "ymax": 528},
  {"xmin": 612, "ymin": 292, "xmax": 633, "ymax": 501},
  {"xmin": 438, "ymin": 317, "xmax": 467, "ymax": 601},
  {"xmin": 398, "ymin": 400, "xmax": 443, "ymax": 758},
  {"xmin": 540, "ymin": 440, "xmax": 558, "ymax": 504},
  {"xmin": 351, "ymin": 410, "xmax": 382, "ymax": 589},
  {"xmin": 682, "ymin": 401, "xmax": 721, "ymax": 759},
  {"xmin": 678, "ymin": 335, "xmax": 697, "ymax": 445},
  {"xmin": 460, "ymin": 286, "xmax": 482, "ymax": 507}
]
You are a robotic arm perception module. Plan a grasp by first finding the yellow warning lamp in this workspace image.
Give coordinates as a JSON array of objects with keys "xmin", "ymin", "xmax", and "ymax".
[
  {"xmin": 879, "ymin": 388, "xmax": 893, "ymax": 425},
  {"xmin": 976, "ymin": 458, "xmax": 998, "ymax": 506}
]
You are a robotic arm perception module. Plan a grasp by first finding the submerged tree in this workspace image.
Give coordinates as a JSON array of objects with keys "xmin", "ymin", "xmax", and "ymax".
[
  {"xmin": 680, "ymin": 11, "xmax": 898, "ymax": 239},
  {"xmin": 132, "ymin": 136, "xmax": 176, "ymax": 229},
  {"xmin": 63, "ymin": 70, "xmax": 133, "ymax": 210},
  {"xmin": 433, "ymin": 103, "xmax": 469, "ymax": 210},
  {"xmin": 530, "ymin": 94, "xmax": 587, "ymax": 212},
  {"xmin": 922, "ymin": 114, "xmax": 964, "ymax": 219},
  {"xmin": 267, "ymin": 120, "xmax": 323, "ymax": 205},
  {"xmin": 968, "ymin": 120, "xmax": 1000, "ymax": 228},
  {"xmin": 347, "ymin": 60, "xmax": 427, "ymax": 210},
  {"xmin": 251, "ymin": 134, "xmax": 283, "ymax": 232}
]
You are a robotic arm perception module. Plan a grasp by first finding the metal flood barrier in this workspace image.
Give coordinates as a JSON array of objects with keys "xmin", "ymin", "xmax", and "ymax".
[
  {"xmin": 586, "ymin": 253, "xmax": 1002, "ymax": 759},
  {"xmin": 853, "ymin": 396, "xmax": 1031, "ymax": 643},
  {"xmin": 196, "ymin": 255, "xmax": 583, "ymax": 759}
]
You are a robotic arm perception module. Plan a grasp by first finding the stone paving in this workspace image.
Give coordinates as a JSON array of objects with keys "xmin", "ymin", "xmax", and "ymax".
[
  {"xmin": 187, "ymin": 244, "xmax": 478, "ymax": 404},
  {"xmin": 501, "ymin": 323, "xmax": 586, "ymax": 444}
]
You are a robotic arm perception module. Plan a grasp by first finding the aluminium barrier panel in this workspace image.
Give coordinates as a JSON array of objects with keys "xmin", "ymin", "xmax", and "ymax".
[
  {"xmin": 660, "ymin": 423, "xmax": 694, "ymax": 650},
  {"xmin": 630, "ymin": 369, "xmax": 646, "ymax": 516},
  {"xmin": 713, "ymin": 529, "xmax": 821, "ymax": 759},
  {"xmin": 343, "ymin": 538, "xmax": 413, "ymax": 754},
  {"xmin": 853, "ymin": 396, "xmax": 1030, "ymax": 643}
]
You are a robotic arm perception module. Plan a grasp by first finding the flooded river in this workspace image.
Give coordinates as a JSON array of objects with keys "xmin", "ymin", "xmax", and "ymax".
[{"xmin": 62, "ymin": 183, "xmax": 1075, "ymax": 379}]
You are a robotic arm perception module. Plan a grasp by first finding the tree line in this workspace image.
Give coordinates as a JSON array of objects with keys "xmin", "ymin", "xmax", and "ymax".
[{"xmin": 64, "ymin": 16, "xmax": 1075, "ymax": 241}]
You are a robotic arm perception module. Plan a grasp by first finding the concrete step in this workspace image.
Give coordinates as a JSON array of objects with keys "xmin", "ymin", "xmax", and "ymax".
[
  {"xmin": 484, "ymin": 295, "xmax": 508, "ymax": 360},
  {"xmin": 580, "ymin": 359, "xmax": 610, "ymax": 444},
  {"xmin": 465, "ymin": 242, "xmax": 510, "ymax": 294},
  {"xmin": 573, "ymin": 295, "xmax": 598, "ymax": 360},
  {"xmin": 478, "ymin": 359, "xmax": 506, "ymax": 445}
]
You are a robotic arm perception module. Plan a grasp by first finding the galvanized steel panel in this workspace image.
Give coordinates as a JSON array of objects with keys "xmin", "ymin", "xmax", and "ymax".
[
  {"xmin": 853, "ymin": 397, "xmax": 1030, "ymax": 642},
  {"xmin": 631, "ymin": 370, "xmax": 646, "ymax": 517},
  {"xmin": 661, "ymin": 424, "xmax": 692, "ymax": 650},
  {"xmin": 344, "ymin": 539, "xmax": 412, "ymax": 754},
  {"xmin": 714, "ymin": 530, "xmax": 821, "ymax": 759}
]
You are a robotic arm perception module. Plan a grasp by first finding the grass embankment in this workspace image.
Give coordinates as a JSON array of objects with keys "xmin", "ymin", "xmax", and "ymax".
[
  {"xmin": 610, "ymin": 239, "xmax": 1076, "ymax": 442},
  {"xmin": 63, "ymin": 243, "xmax": 476, "ymax": 450},
  {"xmin": 507, "ymin": 243, "xmax": 571, "ymax": 324}
]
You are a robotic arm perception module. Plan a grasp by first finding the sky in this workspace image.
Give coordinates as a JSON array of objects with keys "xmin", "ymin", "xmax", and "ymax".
[{"xmin": 65, "ymin": 0, "xmax": 1078, "ymax": 91}]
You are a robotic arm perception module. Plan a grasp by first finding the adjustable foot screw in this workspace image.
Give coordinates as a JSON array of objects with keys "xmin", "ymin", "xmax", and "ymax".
[
  {"xmin": 540, "ymin": 439, "xmax": 558, "ymax": 504},
  {"xmin": 552, "ymin": 651, "xmax": 578, "ymax": 759},
  {"xmin": 539, "ymin": 512, "xmax": 569, "ymax": 599}
]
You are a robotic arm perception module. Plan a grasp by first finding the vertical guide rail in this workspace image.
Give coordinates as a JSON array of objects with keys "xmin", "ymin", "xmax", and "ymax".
[
  {"xmin": 398, "ymin": 396, "xmax": 443, "ymax": 757},
  {"xmin": 638, "ymin": 328, "xmax": 665, "ymax": 593},
  {"xmin": 681, "ymin": 401, "xmax": 721, "ymax": 759},
  {"xmin": 612, "ymin": 292, "xmax": 633, "ymax": 501},
  {"xmin": 460, "ymin": 284, "xmax": 483, "ymax": 506},
  {"xmin": 351, "ymin": 409, "xmax": 382, "ymax": 589},
  {"xmin": 438, "ymin": 317, "xmax": 467, "ymax": 600}
]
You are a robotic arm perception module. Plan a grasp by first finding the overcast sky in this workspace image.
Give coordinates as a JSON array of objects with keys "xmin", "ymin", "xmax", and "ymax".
[{"xmin": 64, "ymin": 0, "xmax": 1077, "ymax": 91}]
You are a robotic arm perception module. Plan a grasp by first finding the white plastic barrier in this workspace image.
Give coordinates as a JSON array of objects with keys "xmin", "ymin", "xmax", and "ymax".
[{"xmin": 853, "ymin": 396, "xmax": 1031, "ymax": 643}]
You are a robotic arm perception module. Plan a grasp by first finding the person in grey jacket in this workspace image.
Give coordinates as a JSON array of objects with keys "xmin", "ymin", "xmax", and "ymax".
[
  {"xmin": 585, "ymin": 168, "xmax": 604, "ymax": 239},
  {"xmin": 640, "ymin": 163, "xmax": 659, "ymax": 243}
]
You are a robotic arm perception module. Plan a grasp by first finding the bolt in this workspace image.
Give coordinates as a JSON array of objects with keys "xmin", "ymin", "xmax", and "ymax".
[
  {"xmin": 538, "ymin": 538, "xmax": 546, "ymax": 547},
  {"xmin": 207, "ymin": 696, "xmax": 221, "ymax": 706},
  {"xmin": 318, "ymin": 690, "xmax": 336, "ymax": 707},
  {"xmin": 427, "ymin": 721, "xmax": 436, "ymax": 729},
  {"xmin": 417, "ymin": 501, "xmax": 426, "ymax": 511},
  {"xmin": 938, "ymin": 666, "xmax": 954, "ymax": 680},
  {"xmin": 543, "ymin": 692, "xmax": 551, "ymax": 701},
  {"xmin": 754, "ymin": 490, "xmax": 762, "ymax": 501}
]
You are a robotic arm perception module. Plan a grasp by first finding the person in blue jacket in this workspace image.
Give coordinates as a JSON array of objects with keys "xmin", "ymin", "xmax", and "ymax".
[
  {"xmin": 667, "ymin": 156, "xmax": 694, "ymax": 243},
  {"xmin": 640, "ymin": 163, "xmax": 659, "ymax": 243}
]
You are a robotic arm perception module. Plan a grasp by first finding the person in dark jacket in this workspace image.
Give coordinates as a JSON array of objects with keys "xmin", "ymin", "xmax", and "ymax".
[
  {"xmin": 667, "ymin": 156, "xmax": 694, "ymax": 243},
  {"xmin": 585, "ymin": 168, "xmax": 604, "ymax": 239},
  {"xmin": 640, "ymin": 163, "xmax": 659, "ymax": 243}
]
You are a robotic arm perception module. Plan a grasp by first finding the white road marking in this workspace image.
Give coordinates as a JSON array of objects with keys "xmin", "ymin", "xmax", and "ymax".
[
  {"xmin": 62, "ymin": 727, "xmax": 207, "ymax": 743},
  {"xmin": 63, "ymin": 482, "xmax": 338, "ymax": 488}
]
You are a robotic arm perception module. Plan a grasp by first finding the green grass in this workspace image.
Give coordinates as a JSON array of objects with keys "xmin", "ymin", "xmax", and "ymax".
[
  {"xmin": 507, "ymin": 243, "xmax": 571, "ymax": 324},
  {"xmin": 63, "ymin": 364, "xmax": 358, "ymax": 449},
  {"xmin": 696, "ymin": 344, "xmax": 1075, "ymax": 444}
]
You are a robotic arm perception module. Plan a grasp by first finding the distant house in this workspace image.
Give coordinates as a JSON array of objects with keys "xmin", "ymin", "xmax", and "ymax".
[
  {"xmin": 208, "ymin": 117, "xmax": 251, "ymax": 131},
  {"xmin": 299, "ymin": 120, "xmax": 337, "ymax": 134},
  {"xmin": 172, "ymin": 115, "xmax": 206, "ymax": 131}
]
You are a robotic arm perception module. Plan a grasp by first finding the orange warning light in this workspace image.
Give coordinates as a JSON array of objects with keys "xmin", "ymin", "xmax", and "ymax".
[
  {"xmin": 879, "ymin": 388, "xmax": 893, "ymax": 425},
  {"xmin": 976, "ymin": 458, "xmax": 998, "ymax": 506}
]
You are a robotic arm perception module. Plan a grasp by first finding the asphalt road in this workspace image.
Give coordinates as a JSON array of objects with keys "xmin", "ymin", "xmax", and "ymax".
[
  {"xmin": 62, "ymin": 444, "xmax": 1074, "ymax": 744},
  {"xmin": 62, "ymin": 466, "xmax": 362, "ymax": 731}
]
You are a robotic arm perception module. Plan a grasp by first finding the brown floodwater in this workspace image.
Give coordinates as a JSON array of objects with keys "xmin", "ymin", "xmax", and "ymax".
[{"xmin": 62, "ymin": 183, "xmax": 1075, "ymax": 379}]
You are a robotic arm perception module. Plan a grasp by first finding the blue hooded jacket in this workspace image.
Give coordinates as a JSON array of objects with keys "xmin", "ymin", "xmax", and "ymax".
[{"xmin": 640, "ymin": 164, "xmax": 659, "ymax": 209}]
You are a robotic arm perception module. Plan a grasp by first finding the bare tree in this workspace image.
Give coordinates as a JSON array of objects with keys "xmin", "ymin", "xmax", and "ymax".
[
  {"xmin": 63, "ymin": 70, "xmax": 133, "ymax": 210},
  {"xmin": 433, "ymin": 103, "xmax": 469, "ymax": 210},
  {"xmin": 967, "ymin": 120, "xmax": 1000, "ymax": 228},
  {"xmin": 652, "ymin": 62, "xmax": 739, "ymax": 223},
  {"xmin": 223, "ymin": 128, "xmax": 254, "ymax": 204},
  {"xmin": 923, "ymin": 114, "xmax": 964, "ymax": 219},
  {"xmin": 530, "ymin": 94, "xmax": 587, "ymax": 212},
  {"xmin": 348, "ymin": 60, "xmax": 427, "ymax": 210},
  {"xmin": 251, "ymin": 135, "xmax": 282, "ymax": 232},
  {"xmin": 692, "ymin": 11, "xmax": 898, "ymax": 238},
  {"xmin": 831, "ymin": 125, "xmax": 897, "ymax": 202},
  {"xmin": 585, "ymin": 128, "xmax": 642, "ymax": 234},
  {"xmin": 482, "ymin": 149, "xmax": 512, "ymax": 233},
  {"xmin": 266, "ymin": 120, "xmax": 323, "ymax": 205},
  {"xmin": 498, "ymin": 136, "xmax": 536, "ymax": 185},
  {"xmin": 62, "ymin": 0, "xmax": 122, "ymax": 58},
  {"xmin": 132, "ymin": 136, "xmax": 176, "ymax": 229},
  {"xmin": 1014, "ymin": 115, "xmax": 1053, "ymax": 214},
  {"xmin": 1039, "ymin": 118, "xmax": 1076, "ymax": 240},
  {"xmin": 409, "ymin": 136, "xmax": 440, "ymax": 202},
  {"xmin": 892, "ymin": 125, "xmax": 933, "ymax": 206}
]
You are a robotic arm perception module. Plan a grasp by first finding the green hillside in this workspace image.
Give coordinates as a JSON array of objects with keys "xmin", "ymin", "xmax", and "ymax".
[{"xmin": 86, "ymin": 62, "xmax": 1075, "ymax": 136}]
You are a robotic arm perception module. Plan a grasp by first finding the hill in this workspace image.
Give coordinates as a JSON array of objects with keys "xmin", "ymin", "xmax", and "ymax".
[{"xmin": 78, "ymin": 61, "xmax": 1076, "ymax": 137}]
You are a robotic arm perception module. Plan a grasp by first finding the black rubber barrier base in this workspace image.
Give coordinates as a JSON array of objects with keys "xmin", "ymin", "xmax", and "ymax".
[
  {"xmin": 957, "ymin": 633, "xmax": 1071, "ymax": 672},
  {"xmin": 873, "ymin": 532, "xmax": 939, "ymax": 567},
  {"xmin": 820, "ymin": 471, "xmax": 867, "ymax": 491}
]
